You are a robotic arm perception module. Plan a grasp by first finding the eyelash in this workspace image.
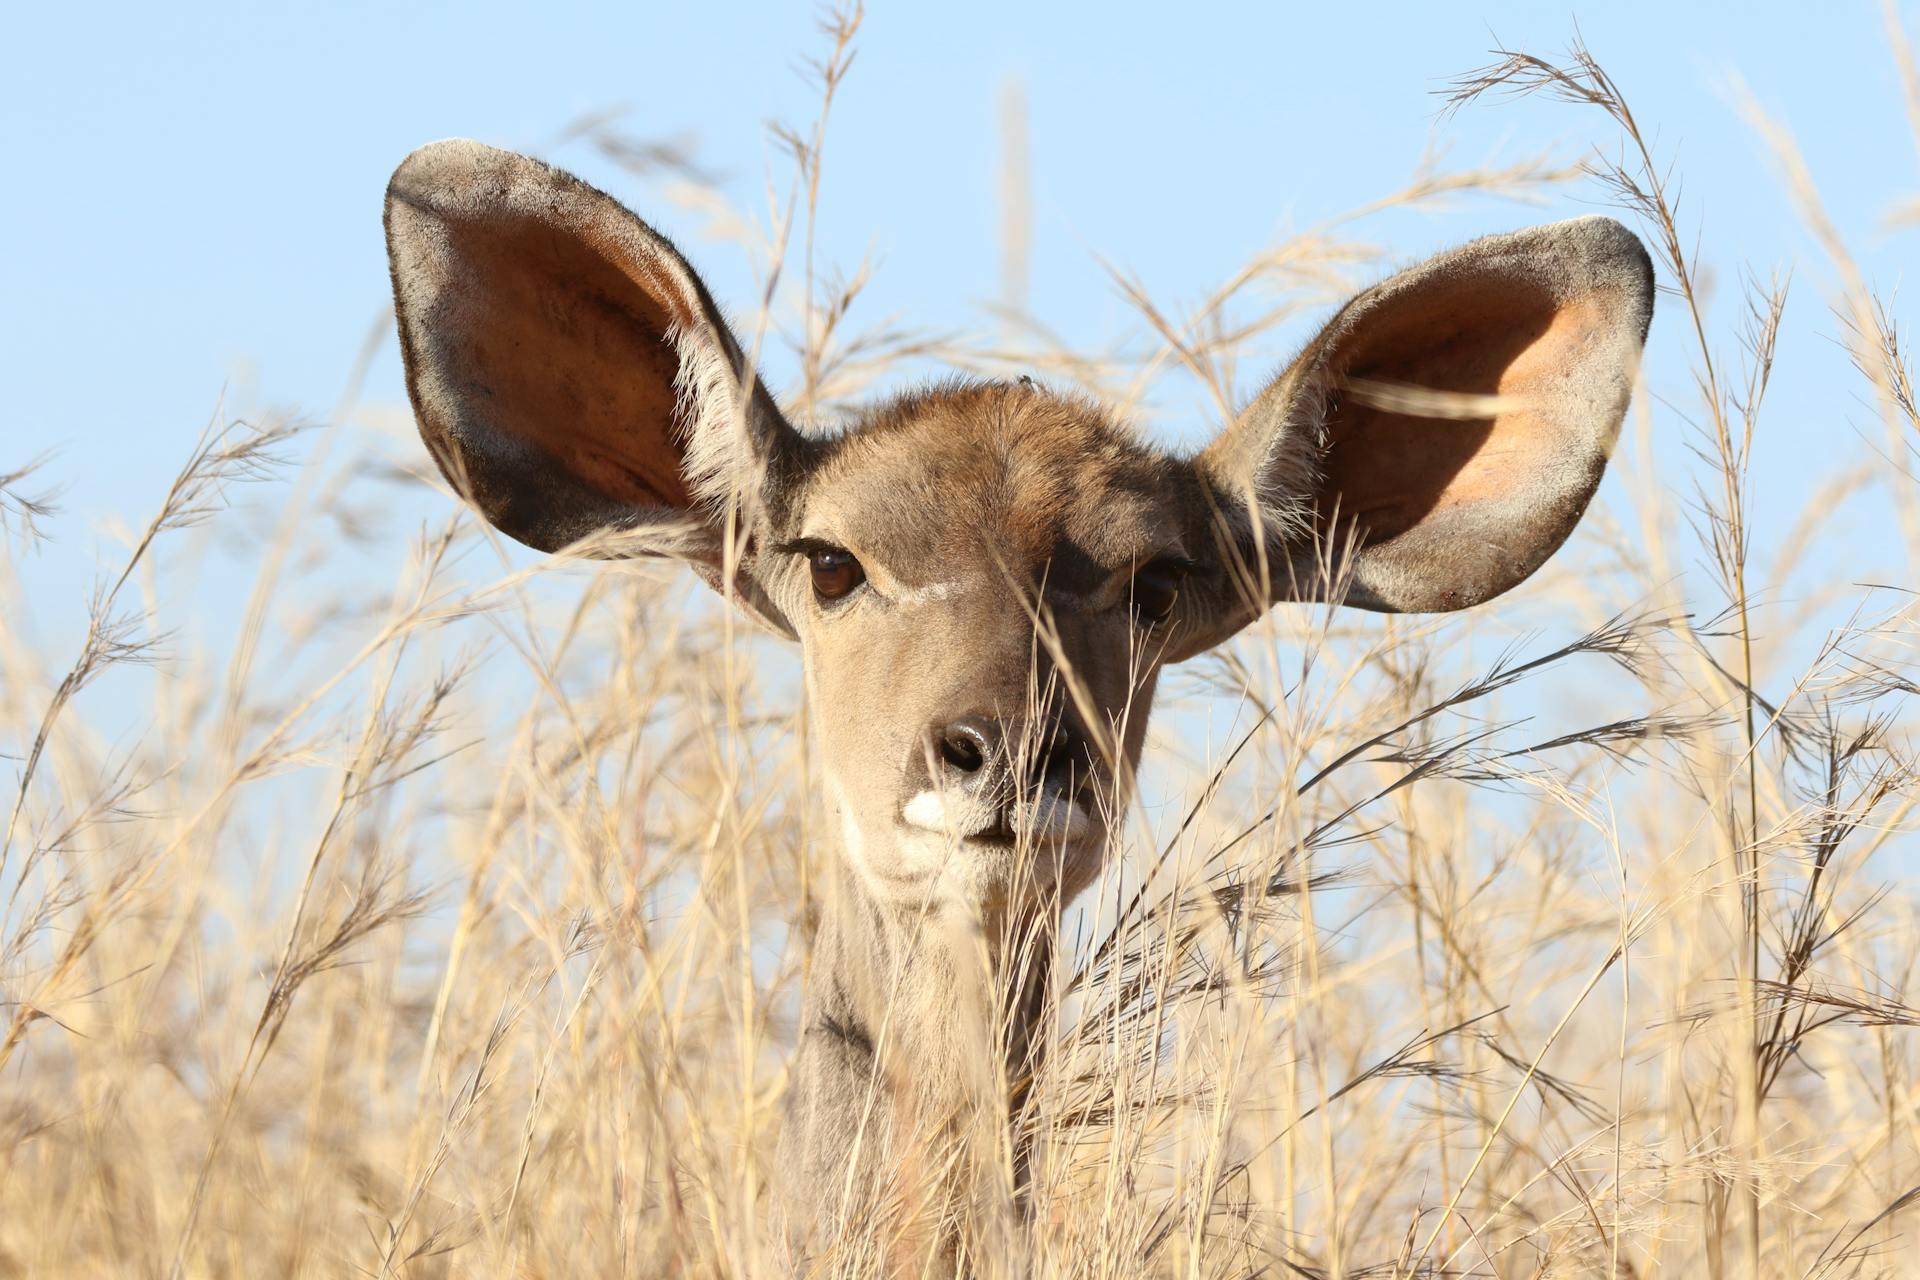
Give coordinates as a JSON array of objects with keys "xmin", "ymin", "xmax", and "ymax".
[{"xmin": 779, "ymin": 539, "xmax": 868, "ymax": 604}]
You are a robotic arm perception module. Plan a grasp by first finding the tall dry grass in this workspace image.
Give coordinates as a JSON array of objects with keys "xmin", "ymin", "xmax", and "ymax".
[{"xmin": 4, "ymin": 12, "xmax": 1920, "ymax": 1277}]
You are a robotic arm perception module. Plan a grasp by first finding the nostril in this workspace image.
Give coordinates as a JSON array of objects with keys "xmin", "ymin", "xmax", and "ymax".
[
  {"xmin": 941, "ymin": 731, "xmax": 984, "ymax": 773},
  {"xmin": 937, "ymin": 719, "xmax": 992, "ymax": 775},
  {"xmin": 1029, "ymin": 723, "xmax": 1086, "ymax": 790}
]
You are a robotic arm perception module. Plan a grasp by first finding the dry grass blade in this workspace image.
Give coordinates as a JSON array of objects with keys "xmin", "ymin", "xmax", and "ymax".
[
  {"xmin": 2, "ymin": 29, "xmax": 1917, "ymax": 1280},
  {"xmin": 0, "ymin": 454, "xmax": 61, "ymax": 546}
]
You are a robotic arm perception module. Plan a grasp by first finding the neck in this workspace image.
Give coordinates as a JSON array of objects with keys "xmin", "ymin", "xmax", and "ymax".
[{"xmin": 775, "ymin": 853, "xmax": 1055, "ymax": 1268}]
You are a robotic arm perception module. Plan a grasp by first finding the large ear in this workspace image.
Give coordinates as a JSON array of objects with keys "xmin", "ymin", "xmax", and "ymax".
[
  {"xmin": 1192, "ymin": 215, "xmax": 1653, "ymax": 631},
  {"xmin": 384, "ymin": 139, "xmax": 803, "ymax": 631}
]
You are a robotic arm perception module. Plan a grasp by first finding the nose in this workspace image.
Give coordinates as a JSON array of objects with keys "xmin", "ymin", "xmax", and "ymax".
[{"xmin": 929, "ymin": 714, "xmax": 1087, "ymax": 793}]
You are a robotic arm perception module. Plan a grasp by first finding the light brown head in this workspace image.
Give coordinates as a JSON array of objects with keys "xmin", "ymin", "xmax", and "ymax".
[{"xmin": 384, "ymin": 139, "xmax": 1653, "ymax": 920}]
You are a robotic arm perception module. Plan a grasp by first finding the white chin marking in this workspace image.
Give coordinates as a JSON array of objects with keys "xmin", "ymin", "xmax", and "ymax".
[
  {"xmin": 901, "ymin": 790, "xmax": 956, "ymax": 832},
  {"xmin": 901, "ymin": 789, "xmax": 1092, "ymax": 842}
]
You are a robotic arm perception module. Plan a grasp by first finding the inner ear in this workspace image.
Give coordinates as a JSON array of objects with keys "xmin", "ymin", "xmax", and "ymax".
[
  {"xmin": 1316, "ymin": 275, "xmax": 1578, "ymax": 544},
  {"xmin": 437, "ymin": 212, "xmax": 698, "ymax": 514}
]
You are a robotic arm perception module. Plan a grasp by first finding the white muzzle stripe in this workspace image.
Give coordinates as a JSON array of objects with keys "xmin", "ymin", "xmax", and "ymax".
[{"xmin": 901, "ymin": 788, "xmax": 1091, "ymax": 842}]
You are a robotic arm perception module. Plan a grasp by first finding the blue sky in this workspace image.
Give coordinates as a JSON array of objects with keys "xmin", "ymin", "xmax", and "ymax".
[{"xmin": 3, "ymin": 1, "xmax": 1914, "ymax": 620}]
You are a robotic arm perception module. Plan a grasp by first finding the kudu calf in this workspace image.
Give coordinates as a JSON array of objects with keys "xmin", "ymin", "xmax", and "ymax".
[{"xmin": 384, "ymin": 139, "xmax": 1653, "ymax": 1271}]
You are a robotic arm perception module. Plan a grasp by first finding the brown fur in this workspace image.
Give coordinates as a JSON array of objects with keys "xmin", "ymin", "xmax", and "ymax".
[{"xmin": 382, "ymin": 139, "xmax": 1655, "ymax": 1274}]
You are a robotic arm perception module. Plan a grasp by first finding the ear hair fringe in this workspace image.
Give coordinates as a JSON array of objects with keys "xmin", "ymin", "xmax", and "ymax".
[
  {"xmin": 1208, "ymin": 377, "xmax": 1322, "ymax": 567},
  {"xmin": 667, "ymin": 319, "xmax": 784, "ymax": 533}
]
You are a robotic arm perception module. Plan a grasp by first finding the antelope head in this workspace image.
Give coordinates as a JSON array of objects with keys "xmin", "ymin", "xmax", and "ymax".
[{"xmin": 383, "ymin": 136, "xmax": 1652, "ymax": 1265}]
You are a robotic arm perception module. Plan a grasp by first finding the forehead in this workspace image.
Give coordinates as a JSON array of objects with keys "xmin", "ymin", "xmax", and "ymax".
[{"xmin": 800, "ymin": 382, "xmax": 1183, "ymax": 590}]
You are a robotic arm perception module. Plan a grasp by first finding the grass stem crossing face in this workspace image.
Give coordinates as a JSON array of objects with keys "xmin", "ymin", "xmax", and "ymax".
[
  {"xmin": 383, "ymin": 135, "xmax": 1653, "ymax": 1264},
  {"xmin": 386, "ymin": 138, "xmax": 1651, "ymax": 910}
]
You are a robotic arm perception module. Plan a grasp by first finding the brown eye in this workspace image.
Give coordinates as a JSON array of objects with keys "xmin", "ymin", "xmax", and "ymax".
[
  {"xmin": 1129, "ymin": 560, "xmax": 1186, "ymax": 624},
  {"xmin": 808, "ymin": 546, "xmax": 865, "ymax": 601}
]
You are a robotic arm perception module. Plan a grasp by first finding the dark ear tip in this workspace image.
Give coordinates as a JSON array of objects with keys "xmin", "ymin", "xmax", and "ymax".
[
  {"xmin": 1537, "ymin": 215, "xmax": 1656, "ymax": 329},
  {"xmin": 386, "ymin": 138, "xmax": 528, "ymax": 207},
  {"xmin": 1552, "ymin": 213, "xmax": 1643, "ymax": 255}
]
